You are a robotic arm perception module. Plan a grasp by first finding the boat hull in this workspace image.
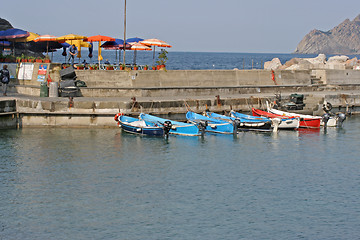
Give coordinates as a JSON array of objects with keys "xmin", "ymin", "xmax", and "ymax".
[
  {"xmin": 267, "ymin": 108, "xmax": 321, "ymax": 128},
  {"xmin": 252, "ymin": 108, "xmax": 299, "ymax": 130},
  {"xmin": 186, "ymin": 111, "xmax": 234, "ymax": 134},
  {"xmin": 139, "ymin": 113, "xmax": 201, "ymax": 136},
  {"xmin": 118, "ymin": 115, "xmax": 164, "ymax": 136}
]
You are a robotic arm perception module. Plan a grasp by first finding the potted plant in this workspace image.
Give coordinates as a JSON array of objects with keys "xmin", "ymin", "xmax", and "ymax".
[
  {"xmin": 44, "ymin": 56, "xmax": 51, "ymax": 63},
  {"xmin": 151, "ymin": 65, "xmax": 156, "ymax": 70},
  {"xmin": 144, "ymin": 65, "xmax": 148, "ymax": 70},
  {"xmin": 157, "ymin": 49, "xmax": 168, "ymax": 69},
  {"xmin": 120, "ymin": 64, "xmax": 125, "ymax": 70},
  {"xmin": 35, "ymin": 57, "xmax": 43, "ymax": 63},
  {"xmin": 90, "ymin": 64, "xmax": 98, "ymax": 70},
  {"xmin": 28, "ymin": 56, "xmax": 35, "ymax": 63},
  {"xmin": 133, "ymin": 64, "xmax": 138, "ymax": 70},
  {"xmin": 77, "ymin": 64, "xmax": 85, "ymax": 70},
  {"xmin": 106, "ymin": 65, "xmax": 114, "ymax": 70}
]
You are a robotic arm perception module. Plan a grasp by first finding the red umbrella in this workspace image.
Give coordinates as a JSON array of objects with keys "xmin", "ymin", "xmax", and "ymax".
[{"xmin": 86, "ymin": 35, "xmax": 116, "ymax": 65}]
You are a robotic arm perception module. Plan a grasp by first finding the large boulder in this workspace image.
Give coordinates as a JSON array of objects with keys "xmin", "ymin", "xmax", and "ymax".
[
  {"xmin": 303, "ymin": 53, "xmax": 327, "ymax": 65},
  {"xmin": 345, "ymin": 57, "xmax": 359, "ymax": 69},
  {"xmin": 327, "ymin": 55, "xmax": 349, "ymax": 63},
  {"xmin": 264, "ymin": 58, "xmax": 282, "ymax": 70}
]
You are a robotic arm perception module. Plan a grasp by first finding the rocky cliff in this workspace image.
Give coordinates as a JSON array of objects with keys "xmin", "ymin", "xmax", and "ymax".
[
  {"xmin": 294, "ymin": 15, "xmax": 360, "ymax": 54},
  {"xmin": 0, "ymin": 18, "xmax": 13, "ymax": 31}
]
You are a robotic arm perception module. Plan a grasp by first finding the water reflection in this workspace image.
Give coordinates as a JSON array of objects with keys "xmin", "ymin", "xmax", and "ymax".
[{"xmin": 1, "ymin": 116, "xmax": 359, "ymax": 239}]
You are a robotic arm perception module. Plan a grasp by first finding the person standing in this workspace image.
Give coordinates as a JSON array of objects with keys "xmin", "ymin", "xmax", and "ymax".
[
  {"xmin": 0, "ymin": 65, "xmax": 10, "ymax": 96},
  {"xmin": 68, "ymin": 44, "xmax": 78, "ymax": 65}
]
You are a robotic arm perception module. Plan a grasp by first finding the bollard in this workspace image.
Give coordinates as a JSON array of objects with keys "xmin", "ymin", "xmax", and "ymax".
[{"xmin": 49, "ymin": 82, "xmax": 59, "ymax": 97}]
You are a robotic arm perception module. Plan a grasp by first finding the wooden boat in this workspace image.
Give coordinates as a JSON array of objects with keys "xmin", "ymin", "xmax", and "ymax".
[
  {"xmin": 114, "ymin": 114, "xmax": 171, "ymax": 136},
  {"xmin": 186, "ymin": 111, "xmax": 234, "ymax": 134},
  {"xmin": 139, "ymin": 113, "xmax": 202, "ymax": 136},
  {"xmin": 267, "ymin": 107, "xmax": 321, "ymax": 128},
  {"xmin": 252, "ymin": 108, "xmax": 300, "ymax": 130},
  {"xmin": 206, "ymin": 111, "xmax": 272, "ymax": 131}
]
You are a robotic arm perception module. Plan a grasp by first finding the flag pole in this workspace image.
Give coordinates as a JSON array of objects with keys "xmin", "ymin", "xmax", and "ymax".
[{"xmin": 123, "ymin": 0, "xmax": 127, "ymax": 65}]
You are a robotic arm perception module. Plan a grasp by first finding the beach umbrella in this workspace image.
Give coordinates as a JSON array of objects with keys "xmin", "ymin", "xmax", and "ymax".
[
  {"xmin": 86, "ymin": 35, "xmax": 116, "ymax": 66},
  {"xmin": 65, "ymin": 39, "xmax": 91, "ymax": 61},
  {"xmin": 0, "ymin": 28, "xmax": 30, "ymax": 40},
  {"xmin": 130, "ymin": 42, "xmax": 152, "ymax": 65},
  {"xmin": 101, "ymin": 39, "xmax": 131, "ymax": 64},
  {"xmin": 141, "ymin": 38, "xmax": 172, "ymax": 65},
  {"xmin": 126, "ymin": 37, "xmax": 144, "ymax": 65},
  {"xmin": 55, "ymin": 34, "xmax": 87, "ymax": 43},
  {"xmin": 0, "ymin": 28, "xmax": 30, "ymax": 55},
  {"xmin": 55, "ymin": 34, "xmax": 88, "ymax": 61},
  {"xmin": 14, "ymin": 32, "xmax": 39, "ymax": 42},
  {"xmin": 33, "ymin": 35, "xmax": 58, "ymax": 56}
]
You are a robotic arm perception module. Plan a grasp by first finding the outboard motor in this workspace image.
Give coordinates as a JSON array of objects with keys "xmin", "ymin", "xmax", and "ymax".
[
  {"xmin": 322, "ymin": 113, "xmax": 331, "ymax": 128},
  {"xmin": 232, "ymin": 119, "xmax": 240, "ymax": 134},
  {"xmin": 271, "ymin": 118, "xmax": 281, "ymax": 132},
  {"xmin": 163, "ymin": 121, "xmax": 173, "ymax": 138},
  {"xmin": 336, "ymin": 113, "xmax": 346, "ymax": 128},
  {"xmin": 198, "ymin": 120, "xmax": 208, "ymax": 137}
]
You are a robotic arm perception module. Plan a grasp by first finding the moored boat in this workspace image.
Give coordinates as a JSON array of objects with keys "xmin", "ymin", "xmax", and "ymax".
[
  {"xmin": 206, "ymin": 111, "xmax": 272, "ymax": 131},
  {"xmin": 186, "ymin": 111, "xmax": 234, "ymax": 134},
  {"xmin": 139, "ymin": 113, "xmax": 202, "ymax": 136},
  {"xmin": 252, "ymin": 108, "xmax": 300, "ymax": 130},
  {"xmin": 114, "ymin": 113, "xmax": 171, "ymax": 136},
  {"xmin": 267, "ymin": 107, "xmax": 321, "ymax": 128}
]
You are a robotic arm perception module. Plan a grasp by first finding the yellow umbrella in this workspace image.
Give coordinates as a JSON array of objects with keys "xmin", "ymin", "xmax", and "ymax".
[
  {"xmin": 65, "ymin": 40, "xmax": 91, "ymax": 59},
  {"xmin": 14, "ymin": 32, "xmax": 40, "ymax": 42},
  {"xmin": 55, "ymin": 34, "xmax": 87, "ymax": 42},
  {"xmin": 55, "ymin": 34, "xmax": 88, "ymax": 61}
]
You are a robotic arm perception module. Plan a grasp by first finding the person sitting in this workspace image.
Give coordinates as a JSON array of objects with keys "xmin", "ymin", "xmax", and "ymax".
[{"xmin": 104, "ymin": 59, "xmax": 110, "ymax": 65}]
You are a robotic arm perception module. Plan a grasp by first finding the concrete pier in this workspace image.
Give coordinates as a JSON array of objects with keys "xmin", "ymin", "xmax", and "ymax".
[{"xmin": 1, "ymin": 66, "xmax": 360, "ymax": 128}]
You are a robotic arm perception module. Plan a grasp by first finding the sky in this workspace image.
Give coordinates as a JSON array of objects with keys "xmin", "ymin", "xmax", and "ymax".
[{"xmin": 2, "ymin": 0, "xmax": 360, "ymax": 53}]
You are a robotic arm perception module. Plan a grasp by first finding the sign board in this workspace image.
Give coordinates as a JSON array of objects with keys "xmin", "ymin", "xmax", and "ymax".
[
  {"xmin": 38, "ymin": 64, "xmax": 48, "ymax": 75},
  {"xmin": 17, "ymin": 63, "xmax": 34, "ymax": 80},
  {"xmin": 37, "ymin": 75, "xmax": 46, "ymax": 82}
]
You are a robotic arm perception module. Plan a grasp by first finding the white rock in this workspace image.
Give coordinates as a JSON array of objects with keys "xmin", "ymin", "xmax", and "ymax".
[
  {"xmin": 327, "ymin": 55, "xmax": 349, "ymax": 63},
  {"xmin": 264, "ymin": 58, "xmax": 282, "ymax": 70},
  {"xmin": 303, "ymin": 54, "xmax": 327, "ymax": 65}
]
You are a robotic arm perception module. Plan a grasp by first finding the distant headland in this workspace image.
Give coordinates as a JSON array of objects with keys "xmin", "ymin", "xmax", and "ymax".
[{"xmin": 295, "ymin": 14, "xmax": 360, "ymax": 55}]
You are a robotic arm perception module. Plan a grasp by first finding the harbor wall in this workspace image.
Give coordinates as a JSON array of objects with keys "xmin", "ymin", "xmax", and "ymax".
[
  {"xmin": 0, "ymin": 100, "xmax": 17, "ymax": 129},
  {"xmin": 74, "ymin": 69, "xmax": 312, "ymax": 88}
]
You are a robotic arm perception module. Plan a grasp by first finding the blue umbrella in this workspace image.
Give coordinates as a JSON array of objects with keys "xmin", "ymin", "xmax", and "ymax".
[
  {"xmin": 0, "ymin": 28, "xmax": 29, "ymax": 55},
  {"xmin": 0, "ymin": 28, "xmax": 29, "ymax": 40},
  {"xmin": 101, "ymin": 39, "xmax": 131, "ymax": 64}
]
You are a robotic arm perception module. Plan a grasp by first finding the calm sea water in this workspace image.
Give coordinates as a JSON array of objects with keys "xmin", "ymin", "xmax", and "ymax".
[
  {"xmin": 1, "ymin": 116, "xmax": 360, "ymax": 239},
  {"xmin": 50, "ymin": 50, "xmax": 323, "ymax": 70}
]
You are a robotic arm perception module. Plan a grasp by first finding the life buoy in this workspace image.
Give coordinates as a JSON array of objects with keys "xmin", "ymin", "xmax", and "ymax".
[
  {"xmin": 322, "ymin": 102, "xmax": 332, "ymax": 112},
  {"xmin": 114, "ymin": 113, "xmax": 124, "ymax": 122}
]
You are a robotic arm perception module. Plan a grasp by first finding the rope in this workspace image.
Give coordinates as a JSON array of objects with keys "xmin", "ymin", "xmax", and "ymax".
[{"xmin": 183, "ymin": 100, "xmax": 192, "ymax": 112}]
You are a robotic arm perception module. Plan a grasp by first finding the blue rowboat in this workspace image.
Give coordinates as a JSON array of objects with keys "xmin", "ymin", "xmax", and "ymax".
[
  {"xmin": 115, "ymin": 114, "xmax": 170, "ymax": 136},
  {"xmin": 226, "ymin": 110, "xmax": 273, "ymax": 131},
  {"xmin": 205, "ymin": 111, "xmax": 272, "ymax": 131},
  {"xmin": 139, "ymin": 113, "xmax": 202, "ymax": 136},
  {"xmin": 186, "ymin": 111, "xmax": 234, "ymax": 134}
]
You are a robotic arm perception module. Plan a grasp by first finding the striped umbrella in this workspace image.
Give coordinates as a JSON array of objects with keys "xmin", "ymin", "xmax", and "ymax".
[
  {"xmin": 140, "ymin": 38, "xmax": 172, "ymax": 65},
  {"xmin": 33, "ymin": 35, "xmax": 58, "ymax": 55},
  {"xmin": 130, "ymin": 42, "xmax": 152, "ymax": 65}
]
